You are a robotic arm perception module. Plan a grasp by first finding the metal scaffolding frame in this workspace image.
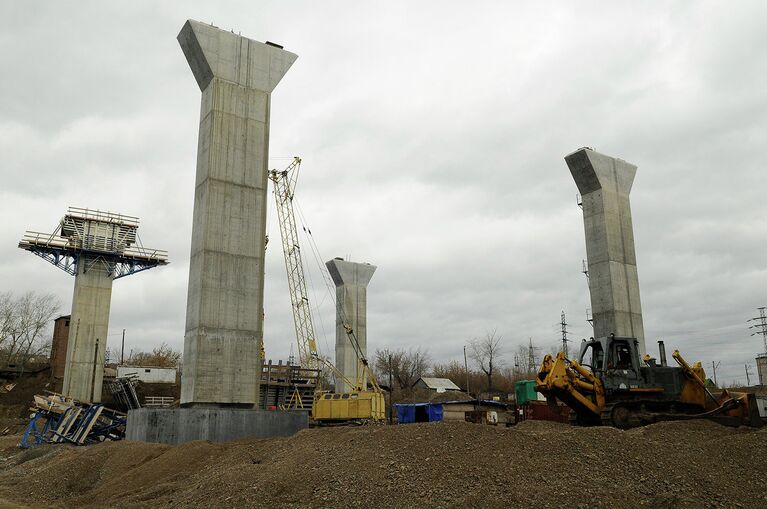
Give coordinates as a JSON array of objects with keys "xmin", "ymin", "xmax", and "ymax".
[{"xmin": 18, "ymin": 207, "xmax": 168, "ymax": 279}]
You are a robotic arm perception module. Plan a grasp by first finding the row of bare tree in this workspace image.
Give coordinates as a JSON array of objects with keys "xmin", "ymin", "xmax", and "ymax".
[
  {"xmin": 374, "ymin": 330, "xmax": 550, "ymax": 396},
  {"xmin": 0, "ymin": 290, "xmax": 182, "ymax": 374},
  {"xmin": 106, "ymin": 342, "xmax": 182, "ymax": 368},
  {"xmin": 0, "ymin": 291, "xmax": 60, "ymax": 372}
]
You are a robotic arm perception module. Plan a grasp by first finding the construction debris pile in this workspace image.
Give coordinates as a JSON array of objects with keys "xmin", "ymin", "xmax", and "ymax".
[
  {"xmin": 0, "ymin": 419, "xmax": 765, "ymax": 508},
  {"xmin": 20, "ymin": 393, "xmax": 126, "ymax": 449}
]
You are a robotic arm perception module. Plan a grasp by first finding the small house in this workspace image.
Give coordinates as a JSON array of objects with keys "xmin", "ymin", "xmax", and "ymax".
[{"xmin": 412, "ymin": 377, "xmax": 461, "ymax": 393}]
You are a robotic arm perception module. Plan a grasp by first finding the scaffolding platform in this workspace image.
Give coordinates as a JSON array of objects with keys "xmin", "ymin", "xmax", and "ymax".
[
  {"xmin": 18, "ymin": 207, "xmax": 168, "ymax": 279},
  {"xmin": 259, "ymin": 361, "xmax": 319, "ymax": 411}
]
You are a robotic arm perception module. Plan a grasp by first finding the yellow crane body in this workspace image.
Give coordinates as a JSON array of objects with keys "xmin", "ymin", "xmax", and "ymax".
[{"xmin": 312, "ymin": 390, "xmax": 386, "ymax": 422}]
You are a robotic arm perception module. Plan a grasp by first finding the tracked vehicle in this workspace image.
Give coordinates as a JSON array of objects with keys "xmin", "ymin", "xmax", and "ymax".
[{"xmin": 535, "ymin": 335, "xmax": 762, "ymax": 429}]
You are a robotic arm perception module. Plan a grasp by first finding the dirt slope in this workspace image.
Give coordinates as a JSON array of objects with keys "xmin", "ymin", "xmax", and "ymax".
[{"xmin": 0, "ymin": 420, "xmax": 765, "ymax": 508}]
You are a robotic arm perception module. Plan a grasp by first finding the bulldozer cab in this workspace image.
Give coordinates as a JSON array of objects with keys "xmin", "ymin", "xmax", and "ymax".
[
  {"xmin": 578, "ymin": 336, "xmax": 642, "ymax": 388},
  {"xmin": 579, "ymin": 340, "xmax": 605, "ymax": 371}
]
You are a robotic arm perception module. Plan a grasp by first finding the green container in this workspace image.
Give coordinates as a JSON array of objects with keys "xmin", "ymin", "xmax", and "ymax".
[{"xmin": 515, "ymin": 380, "xmax": 538, "ymax": 405}]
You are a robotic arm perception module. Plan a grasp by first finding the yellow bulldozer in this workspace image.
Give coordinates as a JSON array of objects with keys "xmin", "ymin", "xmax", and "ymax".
[{"xmin": 535, "ymin": 335, "xmax": 762, "ymax": 429}]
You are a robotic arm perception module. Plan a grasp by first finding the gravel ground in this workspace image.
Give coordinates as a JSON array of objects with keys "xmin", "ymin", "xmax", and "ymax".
[{"xmin": 0, "ymin": 420, "xmax": 764, "ymax": 508}]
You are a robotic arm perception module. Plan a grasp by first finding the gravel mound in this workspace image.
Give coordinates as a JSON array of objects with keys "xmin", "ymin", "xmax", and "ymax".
[{"xmin": 0, "ymin": 420, "xmax": 764, "ymax": 508}]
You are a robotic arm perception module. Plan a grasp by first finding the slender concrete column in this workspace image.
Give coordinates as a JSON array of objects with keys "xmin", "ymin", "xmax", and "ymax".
[
  {"xmin": 178, "ymin": 20, "xmax": 297, "ymax": 406},
  {"xmin": 566, "ymin": 148, "xmax": 646, "ymax": 354},
  {"xmin": 62, "ymin": 259, "xmax": 112, "ymax": 403},
  {"xmin": 326, "ymin": 258, "xmax": 376, "ymax": 393}
]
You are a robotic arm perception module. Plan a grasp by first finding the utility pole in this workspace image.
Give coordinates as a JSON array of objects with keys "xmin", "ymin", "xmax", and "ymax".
[
  {"xmin": 463, "ymin": 345, "xmax": 470, "ymax": 396},
  {"xmin": 748, "ymin": 307, "xmax": 767, "ymax": 354},
  {"xmin": 560, "ymin": 311, "xmax": 570, "ymax": 357},
  {"xmin": 528, "ymin": 338, "xmax": 536, "ymax": 376},
  {"xmin": 712, "ymin": 361, "xmax": 720, "ymax": 387},
  {"xmin": 388, "ymin": 353, "xmax": 393, "ymax": 425},
  {"xmin": 745, "ymin": 364, "xmax": 752, "ymax": 386},
  {"xmin": 120, "ymin": 329, "xmax": 125, "ymax": 365}
]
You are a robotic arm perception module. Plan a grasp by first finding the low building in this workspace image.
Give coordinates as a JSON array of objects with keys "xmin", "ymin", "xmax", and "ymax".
[
  {"xmin": 49, "ymin": 315, "xmax": 71, "ymax": 378},
  {"xmin": 442, "ymin": 399, "xmax": 510, "ymax": 425},
  {"xmin": 117, "ymin": 366, "xmax": 177, "ymax": 384},
  {"xmin": 412, "ymin": 377, "xmax": 461, "ymax": 393},
  {"xmin": 756, "ymin": 354, "xmax": 767, "ymax": 386}
]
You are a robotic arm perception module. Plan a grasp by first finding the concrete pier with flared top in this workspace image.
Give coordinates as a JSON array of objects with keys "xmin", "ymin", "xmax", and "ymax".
[
  {"xmin": 566, "ymin": 147, "xmax": 646, "ymax": 355},
  {"xmin": 178, "ymin": 20, "xmax": 297, "ymax": 406},
  {"xmin": 19, "ymin": 207, "xmax": 168, "ymax": 404},
  {"xmin": 326, "ymin": 258, "xmax": 376, "ymax": 393}
]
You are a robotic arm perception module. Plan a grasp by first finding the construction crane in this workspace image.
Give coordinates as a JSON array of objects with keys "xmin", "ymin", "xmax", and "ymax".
[
  {"xmin": 269, "ymin": 158, "xmax": 385, "ymax": 422},
  {"xmin": 269, "ymin": 157, "xmax": 319, "ymax": 371}
]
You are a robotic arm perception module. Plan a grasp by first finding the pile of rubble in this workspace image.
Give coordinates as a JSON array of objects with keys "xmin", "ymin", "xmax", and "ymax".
[{"xmin": 0, "ymin": 419, "xmax": 764, "ymax": 508}]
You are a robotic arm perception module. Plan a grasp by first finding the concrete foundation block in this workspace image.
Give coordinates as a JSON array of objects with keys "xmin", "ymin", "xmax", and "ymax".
[{"xmin": 126, "ymin": 408, "xmax": 308, "ymax": 445}]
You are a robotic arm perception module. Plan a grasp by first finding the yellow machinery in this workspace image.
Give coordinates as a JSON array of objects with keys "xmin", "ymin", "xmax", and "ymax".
[
  {"xmin": 313, "ymin": 390, "xmax": 385, "ymax": 422},
  {"xmin": 535, "ymin": 335, "xmax": 762, "ymax": 428},
  {"xmin": 270, "ymin": 158, "xmax": 385, "ymax": 423}
]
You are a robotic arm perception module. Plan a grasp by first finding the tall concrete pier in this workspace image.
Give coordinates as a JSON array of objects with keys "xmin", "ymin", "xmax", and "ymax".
[
  {"xmin": 65, "ymin": 262, "xmax": 113, "ymax": 402},
  {"xmin": 178, "ymin": 20, "xmax": 297, "ymax": 406},
  {"xmin": 326, "ymin": 258, "xmax": 376, "ymax": 393},
  {"xmin": 566, "ymin": 148, "xmax": 646, "ymax": 354},
  {"xmin": 19, "ymin": 208, "xmax": 168, "ymax": 402}
]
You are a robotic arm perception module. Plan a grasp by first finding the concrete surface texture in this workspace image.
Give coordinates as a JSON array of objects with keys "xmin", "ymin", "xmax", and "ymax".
[
  {"xmin": 565, "ymin": 148, "xmax": 647, "ymax": 355},
  {"xmin": 177, "ymin": 20, "xmax": 297, "ymax": 406},
  {"xmin": 126, "ymin": 407, "xmax": 308, "ymax": 445},
  {"xmin": 326, "ymin": 258, "xmax": 376, "ymax": 393},
  {"xmin": 62, "ymin": 260, "xmax": 112, "ymax": 403}
]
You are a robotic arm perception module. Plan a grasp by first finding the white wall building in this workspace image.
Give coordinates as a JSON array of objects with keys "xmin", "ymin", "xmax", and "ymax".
[{"xmin": 117, "ymin": 366, "xmax": 177, "ymax": 384}]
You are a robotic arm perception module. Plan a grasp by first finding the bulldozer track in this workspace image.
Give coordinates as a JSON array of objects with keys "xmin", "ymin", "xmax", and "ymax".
[{"xmin": 599, "ymin": 400, "xmax": 710, "ymax": 429}]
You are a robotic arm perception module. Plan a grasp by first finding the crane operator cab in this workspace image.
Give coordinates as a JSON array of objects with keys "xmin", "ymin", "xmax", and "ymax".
[{"xmin": 578, "ymin": 335, "xmax": 642, "ymax": 391}]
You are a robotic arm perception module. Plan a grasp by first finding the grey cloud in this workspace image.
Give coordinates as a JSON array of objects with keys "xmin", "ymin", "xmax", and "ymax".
[{"xmin": 1, "ymin": 0, "xmax": 765, "ymax": 385}]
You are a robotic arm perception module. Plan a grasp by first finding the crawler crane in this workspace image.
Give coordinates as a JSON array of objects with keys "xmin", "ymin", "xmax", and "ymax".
[{"xmin": 269, "ymin": 158, "xmax": 385, "ymax": 423}]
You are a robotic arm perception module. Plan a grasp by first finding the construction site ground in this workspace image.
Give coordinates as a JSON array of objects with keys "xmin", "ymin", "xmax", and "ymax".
[{"xmin": 0, "ymin": 419, "xmax": 764, "ymax": 508}]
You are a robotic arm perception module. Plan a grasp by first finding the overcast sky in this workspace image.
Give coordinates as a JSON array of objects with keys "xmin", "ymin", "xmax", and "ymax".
[{"xmin": 1, "ymin": 1, "xmax": 765, "ymax": 385}]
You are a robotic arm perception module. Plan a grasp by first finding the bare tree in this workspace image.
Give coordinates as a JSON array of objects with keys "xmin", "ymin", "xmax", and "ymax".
[
  {"xmin": 0, "ymin": 293, "xmax": 15, "ymax": 355},
  {"xmin": 126, "ymin": 342, "xmax": 181, "ymax": 368},
  {"xmin": 0, "ymin": 291, "xmax": 60, "ymax": 372},
  {"xmin": 374, "ymin": 347, "xmax": 431, "ymax": 390},
  {"xmin": 470, "ymin": 330, "xmax": 503, "ymax": 393}
]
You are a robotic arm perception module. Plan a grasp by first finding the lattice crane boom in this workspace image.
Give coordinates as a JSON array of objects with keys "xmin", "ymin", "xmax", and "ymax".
[{"xmin": 269, "ymin": 157, "xmax": 319, "ymax": 370}]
